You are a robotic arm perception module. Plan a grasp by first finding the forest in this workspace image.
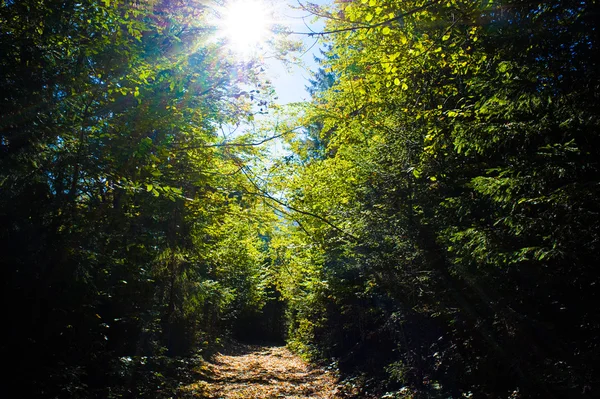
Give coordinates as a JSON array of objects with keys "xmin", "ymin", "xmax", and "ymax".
[{"xmin": 1, "ymin": 0, "xmax": 599, "ymax": 398}]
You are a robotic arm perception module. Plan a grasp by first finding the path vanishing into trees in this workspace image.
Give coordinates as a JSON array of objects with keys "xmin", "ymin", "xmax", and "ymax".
[{"xmin": 179, "ymin": 343, "xmax": 340, "ymax": 399}]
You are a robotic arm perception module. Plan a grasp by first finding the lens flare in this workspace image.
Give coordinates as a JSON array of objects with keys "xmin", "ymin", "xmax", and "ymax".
[{"xmin": 219, "ymin": 0, "xmax": 272, "ymax": 54}]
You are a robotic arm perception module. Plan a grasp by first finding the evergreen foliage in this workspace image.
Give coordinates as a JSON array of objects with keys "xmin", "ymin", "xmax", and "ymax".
[
  {"xmin": 1, "ymin": 0, "xmax": 274, "ymax": 396},
  {"xmin": 2, "ymin": 0, "xmax": 600, "ymax": 398},
  {"xmin": 272, "ymin": 0, "xmax": 600, "ymax": 397}
]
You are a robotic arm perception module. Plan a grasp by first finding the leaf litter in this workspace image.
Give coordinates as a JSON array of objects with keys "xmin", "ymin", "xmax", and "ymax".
[{"xmin": 179, "ymin": 342, "xmax": 340, "ymax": 398}]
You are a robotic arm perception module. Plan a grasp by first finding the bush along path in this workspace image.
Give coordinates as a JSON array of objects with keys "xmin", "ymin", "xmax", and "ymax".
[{"xmin": 178, "ymin": 343, "xmax": 341, "ymax": 399}]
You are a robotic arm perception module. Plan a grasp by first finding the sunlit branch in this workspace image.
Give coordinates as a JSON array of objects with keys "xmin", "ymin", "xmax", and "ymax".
[
  {"xmin": 173, "ymin": 126, "xmax": 301, "ymax": 151},
  {"xmin": 261, "ymin": 199, "xmax": 316, "ymax": 241},
  {"xmin": 284, "ymin": 0, "xmax": 440, "ymax": 36},
  {"xmin": 239, "ymin": 165, "xmax": 359, "ymax": 242},
  {"xmin": 201, "ymin": 164, "xmax": 247, "ymax": 177}
]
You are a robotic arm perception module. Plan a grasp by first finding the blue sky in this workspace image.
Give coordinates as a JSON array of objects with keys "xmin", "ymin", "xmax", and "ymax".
[
  {"xmin": 267, "ymin": 0, "xmax": 329, "ymax": 104},
  {"xmin": 218, "ymin": 1, "xmax": 330, "ymax": 154}
]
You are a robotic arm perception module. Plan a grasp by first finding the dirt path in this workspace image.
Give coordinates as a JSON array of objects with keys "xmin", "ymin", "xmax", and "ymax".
[{"xmin": 179, "ymin": 343, "xmax": 339, "ymax": 398}]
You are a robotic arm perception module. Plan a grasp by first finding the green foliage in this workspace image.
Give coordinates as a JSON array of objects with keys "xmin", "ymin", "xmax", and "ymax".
[
  {"xmin": 271, "ymin": 0, "xmax": 600, "ymax": 397},
  {"xmin": 0, "ymin": 0, "xmax": 277, "ymax": 396},
  {"xmin": 3, "ymin": 0, "xmax": 600, "ymax": 397}
]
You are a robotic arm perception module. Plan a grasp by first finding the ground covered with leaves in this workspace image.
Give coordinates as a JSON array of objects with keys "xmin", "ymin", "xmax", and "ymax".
[{"xmin": 179, "ymin": 343, "xmax": 341, "ymax": 398}]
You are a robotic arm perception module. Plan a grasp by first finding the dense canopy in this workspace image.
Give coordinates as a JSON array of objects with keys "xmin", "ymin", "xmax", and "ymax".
[{"xmin": 1, "ymin": 0, "xmax": 599, "ymax": 398}]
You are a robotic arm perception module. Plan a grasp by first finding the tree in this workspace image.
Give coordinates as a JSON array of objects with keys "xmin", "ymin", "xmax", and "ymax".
[
  {"xmin": 273, "ymin": 0, "xmax": 600, "ymax": 397},
  {"xmin": 1, "ymin": 0, "xmax": 276, "ymax": 396}
]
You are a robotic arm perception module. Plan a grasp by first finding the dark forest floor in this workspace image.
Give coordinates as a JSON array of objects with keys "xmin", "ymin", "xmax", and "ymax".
[{"xmin": 178, "ymin": 342, "xmax": 340, "ymax": 398}]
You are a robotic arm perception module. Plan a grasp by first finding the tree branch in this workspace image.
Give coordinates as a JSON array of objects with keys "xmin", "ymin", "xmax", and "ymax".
[
  {"xmin": 240, "ymin": 166, "xmax": 359, "ymax": 242},
  {"xmin": 284, "ymin": 1, "xmax": 440, "ymax": 36},
  {"xmin": 173, "ymin": 127, "xmax": 301, "ymax": 151}
]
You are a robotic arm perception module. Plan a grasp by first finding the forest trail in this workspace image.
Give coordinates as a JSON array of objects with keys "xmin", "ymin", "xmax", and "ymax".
[{"xmin": 179, "ymin": 343, "xmax": 340, "ymax": 398}]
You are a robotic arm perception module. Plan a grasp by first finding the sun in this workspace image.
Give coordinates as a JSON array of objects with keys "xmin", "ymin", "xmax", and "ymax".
[{"xmin": 219, "ymin": 0, "xmax": 272, "ymax": 54}]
